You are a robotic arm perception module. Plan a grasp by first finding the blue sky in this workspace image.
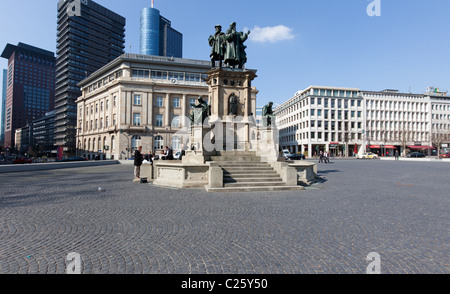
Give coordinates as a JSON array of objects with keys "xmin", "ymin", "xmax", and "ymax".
[{"xmin": 1, "ymin": 0, "xmax": 450, "ymax": 107}]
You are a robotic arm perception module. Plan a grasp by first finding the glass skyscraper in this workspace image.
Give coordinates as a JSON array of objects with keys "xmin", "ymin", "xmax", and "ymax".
[
  {"xmin": 140, "ymin": 7, "xmax": 183, "ymax": 58},
  {"xmin": 55, "ymin": 0, "xmax": 125, "ymax": 156}
]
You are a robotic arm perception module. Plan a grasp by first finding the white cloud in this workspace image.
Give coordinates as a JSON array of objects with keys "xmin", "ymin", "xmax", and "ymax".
[{"xmin": 246, "ymin": 25, "xmax": 296, "ymax": 43}]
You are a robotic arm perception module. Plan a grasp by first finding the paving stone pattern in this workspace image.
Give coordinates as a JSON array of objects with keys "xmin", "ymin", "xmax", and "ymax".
[{"xmin": 0, "ymin": 160, "xmax": 448, "ymax": 274}]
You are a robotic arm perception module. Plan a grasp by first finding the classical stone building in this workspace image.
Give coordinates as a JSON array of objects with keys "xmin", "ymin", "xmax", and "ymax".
[{"xmin": 76, "ymin": 53, "xmax": 214, "ymax": 160}]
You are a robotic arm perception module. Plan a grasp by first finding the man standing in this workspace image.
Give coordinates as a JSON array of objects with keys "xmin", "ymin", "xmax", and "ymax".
[{"xmin": 134, "ymin": 146, "xmax": 143, "ymax": 179}]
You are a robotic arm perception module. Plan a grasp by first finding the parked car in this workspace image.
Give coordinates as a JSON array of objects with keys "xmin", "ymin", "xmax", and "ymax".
[
  {"xmin": 282, "ymin": 149, "xmax": 291, "ymax": 158},
  {"xmin": 407, "ymin": 152, "xmax": 426, "ymax": 158},
  {"xmin": 286, "ymin": 153, "xmax": 305, "ymax": 161},
  {"xmin": 58, "ymin": 156, "xmax": 88, "ymax": 162},
  {"xmin": 439, "ymin": 153, "xmax": 450, "ymax": 159},
  {"xmin": 356, "ymin": 152, "xmax": 379, "ymax": 159},
  {"xmin": 13, "ymin": 157, "xmax": 33, "ymax": 164}
]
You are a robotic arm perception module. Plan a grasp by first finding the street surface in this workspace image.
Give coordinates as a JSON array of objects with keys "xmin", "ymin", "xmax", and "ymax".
[{"xmin": 0, "ymin": 160, "xmax": 448, "ymax": 274}]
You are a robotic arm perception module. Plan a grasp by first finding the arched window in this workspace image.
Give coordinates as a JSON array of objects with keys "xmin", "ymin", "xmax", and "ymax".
[
  {"xmin": 111, "ymin": 136, "xmax": 115, "ymax": 150},
  {"xmin": 131, "ymin": 136, "xmax": 142, "ymax": 152},
  {"xmin": 154, "ymin": 136, "xmax": 164, "ymax": 151},
  {"xmin": 88, "ymin": 139, "xmax": 91, "ymax": 151},
  {"xmin": 171, "ymin": 136, "xmax": 181, "ymax": 151},
  {"xmin": 103, "ymin": 137, "xmax": 107, "ymax": 151},
  {"xmin": 98, "ymin": 137, "xmax": 102, "ymax": 151}
]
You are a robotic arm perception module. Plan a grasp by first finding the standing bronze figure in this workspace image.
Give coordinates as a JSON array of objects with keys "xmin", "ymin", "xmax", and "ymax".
[
  {"xmin": 224, "ymin": 22, "xmax": 250, "ymax": 69},
  {"xmin": 190, "ymin": 97, "xmax": 209, "ymax": 124},
  {"xmin": 262, "ymin": 102, "xmax": 274, "ymax": 127},
  {"xmin": 208, "ymin": 25, "xmax": 225, "ymax": 68},
  {"xmin": 229, "ymin": 93, "xmax": 239, "ymax": 115}
]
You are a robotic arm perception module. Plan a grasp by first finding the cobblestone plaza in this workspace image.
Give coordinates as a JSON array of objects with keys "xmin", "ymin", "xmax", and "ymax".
[{"xmin": 0, "ymin": 160, "xmax": 448, "ymax": 274}]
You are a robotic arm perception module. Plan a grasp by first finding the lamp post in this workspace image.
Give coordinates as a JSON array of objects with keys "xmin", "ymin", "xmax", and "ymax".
[{"xmin": 120, "ymin": 129, "xmax": 130, "ymax": 159}]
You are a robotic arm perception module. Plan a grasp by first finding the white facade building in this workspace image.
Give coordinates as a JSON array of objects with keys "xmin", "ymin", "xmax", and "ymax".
[{"xmin": 275, "ymin": 86, "xmax": 450, "ymax": 157}]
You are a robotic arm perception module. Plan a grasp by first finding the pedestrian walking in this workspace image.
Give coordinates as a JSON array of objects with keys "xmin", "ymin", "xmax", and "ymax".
[
  {"xmin": 319, "ymin": 151, "xmax": 323, "ymax": 163},
  {"xmin": 134, "ymin": 146, "xmax": 143, "ymax": 180},
  {"xmin": 395, "ymin": 149, "xmax": 399, "ymax": 161}
]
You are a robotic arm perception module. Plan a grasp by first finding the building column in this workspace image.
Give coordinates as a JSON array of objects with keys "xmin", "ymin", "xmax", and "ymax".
[
  {"xmin": 147, "ymin": 92, "xmax": 153, "ymax": 126},
  {"xmin": 181, "ymin": 94, "xmax": 187, "ymax": 127},
  {"xmin": 165, "ymin": 93, "xmax": 170, "ymax": 127}
]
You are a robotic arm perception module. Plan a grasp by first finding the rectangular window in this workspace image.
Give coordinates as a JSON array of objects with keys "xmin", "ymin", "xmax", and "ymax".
[
  {"xmin": 157, "ymin": 97, "xmax": 164, "ymax": 107},
  {"xmin": 156, "ymin": 115, "xmax": 163, "ymax": 127},
  {"xmin": 173, "ymin": 97, "xmax": 180, "ymax": 108},
  {"xmin": 190, "ymin": 98, "xmax": 196, "ymax": 108},
  {"xmin": 133, "ymin": 113, "xmax": 141, "ymax": 126},
  {"xmin": 134, "ymin": 94, "xmax": 141, "ymax": 105},
  {"xmin": 172, "ymin": 116, "xmax": 180, "ymax": 128}
]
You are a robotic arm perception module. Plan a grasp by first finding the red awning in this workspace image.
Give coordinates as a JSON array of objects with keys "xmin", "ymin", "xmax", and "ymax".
[
  {"xmin": 370, "ymin": 145, "xmax": 396, "ymax": 149},
  {"xmin": 407, "ymin": 145, "xmax": 436, "ymax": 150}
]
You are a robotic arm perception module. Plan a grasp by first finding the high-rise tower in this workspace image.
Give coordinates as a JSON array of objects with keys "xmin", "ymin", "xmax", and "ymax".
[
  {"xmin": 55, "ymin": 0, "xmax": 126, "ymax": 156},
  {"xmin": 1, "ymin": 43, "xmax": 55, "ymax": 148},
  {"xmin": 0, "ymin": 69, "xmax": 6, "ymax": 146},
  {"xmin": 140, "ymin": 2, "xmax": 183, "ymax": 58}
]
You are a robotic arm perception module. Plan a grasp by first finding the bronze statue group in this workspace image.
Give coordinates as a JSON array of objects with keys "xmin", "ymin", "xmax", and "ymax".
[{"xmin": 209, "ymin": 22, "xmax": 250, "ymax": 69}]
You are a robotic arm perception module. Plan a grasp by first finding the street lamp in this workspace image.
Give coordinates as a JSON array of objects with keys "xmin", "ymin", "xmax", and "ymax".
[{"xmin": 120, "ymin": 129, "xmax": 130, "ymax": 159}]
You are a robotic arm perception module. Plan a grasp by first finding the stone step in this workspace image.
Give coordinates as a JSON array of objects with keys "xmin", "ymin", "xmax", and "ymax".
[
  {"xmin": 222, "ymin": 167, "xmax": 275, "ymax": 173},
  {"xmin": 224, "ymin": 173, "xmax": 280, "ymax": 179},
  {"xmin": 224, "ymin": 177, "xmax": 283, "ymax": 183},
  {"xmin": 223, "ymin": 170, "xmax": 279, "ymax": 175},
  {"xmin": 224, "ymin": 181, "xmax": 286, "ymax": 187},
  {"xmin": 210, "ymin": 156, "xmax": 262, "ymax": 162},
  {"xmin": 217, "ymin": 162, "xmax": 271, "ymax": 167},
  {"xmin": 215, "ymin": 151, "xmax": 257, "ymax": 157},
  {"xmin": 205, "ymin": 185, "xmax": 305, "ymax": 193}
]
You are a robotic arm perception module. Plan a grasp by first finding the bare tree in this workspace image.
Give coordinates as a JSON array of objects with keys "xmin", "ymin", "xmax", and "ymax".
[
  {"xmin": 396, "ymin": 122, "xmax": 413, "ymax": 156},
  {"xmin": 431, "ymin": 127, "xmax": 450, "ymax": 158}
]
